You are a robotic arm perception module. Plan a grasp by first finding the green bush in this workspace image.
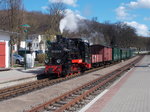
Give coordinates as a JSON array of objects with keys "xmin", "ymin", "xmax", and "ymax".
[{"xmin": 37, "ymin": 54, "xmax": 45, "ymax": 63}]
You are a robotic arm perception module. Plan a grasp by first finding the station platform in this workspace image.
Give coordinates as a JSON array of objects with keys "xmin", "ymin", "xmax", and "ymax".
[
  {"xmin": 0, "ymin": 66, "xmax": 44, "ymax": 88},
  {"xmin": 0, "ymin": 68, "xmax": 11, "ymax": 71},
  {"xmin": 80, "ymin": 55, "xmax": 150, "ymax": 112}
]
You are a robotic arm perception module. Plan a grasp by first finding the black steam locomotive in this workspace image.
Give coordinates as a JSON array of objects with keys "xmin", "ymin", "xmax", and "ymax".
[
  {"xmin": 45, "ymin": 35, "xmax": 134, "ymax": 77},
  {"xmin": 45, "ymin": 35, "xmax": 91, "ymax": 77}
]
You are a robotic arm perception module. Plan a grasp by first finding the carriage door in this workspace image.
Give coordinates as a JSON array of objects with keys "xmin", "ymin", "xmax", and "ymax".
[{"xmin": 0, "ymin": 42, "xmax": 6, "ymax": 68}]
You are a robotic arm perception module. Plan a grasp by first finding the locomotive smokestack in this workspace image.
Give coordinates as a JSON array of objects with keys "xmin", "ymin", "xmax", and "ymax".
[{"xmin": 56, "ymin": 35, "xmax": 63, "ymax": 42}]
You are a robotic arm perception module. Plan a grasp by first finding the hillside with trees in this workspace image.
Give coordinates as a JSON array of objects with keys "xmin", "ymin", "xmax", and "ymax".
[{"xmin": 0, "ymin": 0, "xmax": 150, "ymax": 51}]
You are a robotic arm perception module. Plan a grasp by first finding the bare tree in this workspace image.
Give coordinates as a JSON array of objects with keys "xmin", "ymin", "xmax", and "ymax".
[
  {"xmin": 46, "ymin": 2, "xmax": 66, "ymax": 35},
  {"xmin": 6, "ymin": 0, "xmax": 24, "ymax": 31},
  {"xmin": 0, "ymin": 0, "xmax": 7, "ymax": 29},
  {"xmin": 1, "ymin": 0, "xmax": 25, "ymax": 67},
  {"xmin": 24, "ymin": 11, "xmax": 49, "ymax": 34}
]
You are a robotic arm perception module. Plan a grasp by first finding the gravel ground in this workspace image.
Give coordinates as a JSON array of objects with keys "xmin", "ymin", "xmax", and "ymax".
[{"xmin": 0, "ymin": 56, "xmax": 139, "ymax": 112}]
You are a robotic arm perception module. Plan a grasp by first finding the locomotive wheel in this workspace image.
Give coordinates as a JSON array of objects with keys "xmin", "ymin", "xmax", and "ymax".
[
  {"xmin": 61, "ymin": 70, "xmax": 68, "ymax": 77},
  {"xmin": 50, "ymin": 74, "xmax": 59, "ymax": 79},
  {"xmin": 81, "ymin": 67, "xmax": 86, "ymax": 73}
]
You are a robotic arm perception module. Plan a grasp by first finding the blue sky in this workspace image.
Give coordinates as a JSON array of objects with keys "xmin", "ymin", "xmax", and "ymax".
[{"xmin": 23, "ymin": 0, "xmax": 150, "ymax": 37}]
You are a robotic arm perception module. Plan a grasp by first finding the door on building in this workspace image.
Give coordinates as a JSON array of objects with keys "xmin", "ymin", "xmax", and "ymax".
[{"xmin": 0, "ymin": 42, "xmax": 5, "ymax": 68}]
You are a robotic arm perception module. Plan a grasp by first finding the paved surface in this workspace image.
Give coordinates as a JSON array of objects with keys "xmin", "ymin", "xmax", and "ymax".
[
  {"xmin": 0, "ymin": 66, "xmax": 44, "ymax": 84},
  {"xmin": 82, "ymin": 55, "xmax": 150, "ymax": 112},
  {"xmin": 0, "ymin": 57, "xmax": 139, "ymax": 112}
]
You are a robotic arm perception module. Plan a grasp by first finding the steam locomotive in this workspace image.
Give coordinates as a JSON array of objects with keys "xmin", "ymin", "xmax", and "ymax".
[{"xmin": 44, "ymin": 35, "xmax": 134, "ymax": 77}]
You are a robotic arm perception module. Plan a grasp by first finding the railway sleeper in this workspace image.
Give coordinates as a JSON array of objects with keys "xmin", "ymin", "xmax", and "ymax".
[
  {"xmin": 83, "ymin": 86, "xmax": 92, "ymax": 90},
  {"xmin": 56, "ymin": 101, "xmax": 67, "ymax": 105},
  {"xmin": 44, "ymin": 106, "xmax": 58, "ymax": 111},
  {"xmin": 62, "ymin": 98, "xmax": 76, "ymax": 103},
  {"xmin": 51, "ymin": 103, "xmax": 62, "ymax": 108},
  {"xmin": 73, "ymin": 92, "xmax": 83, "ymax": 95},
  {"xmin": 85, "ymin": 95, "xmax": 94, "ymax": 100},
  {"xmin": 66, "ymin": 96, "xmax": 77, "ymax": 100}
]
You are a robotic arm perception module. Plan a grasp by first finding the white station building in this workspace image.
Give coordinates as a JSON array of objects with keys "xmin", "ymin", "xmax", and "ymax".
[{"xmin": 0, "ymin": 30, "xmax": 11, "ymax": 68}]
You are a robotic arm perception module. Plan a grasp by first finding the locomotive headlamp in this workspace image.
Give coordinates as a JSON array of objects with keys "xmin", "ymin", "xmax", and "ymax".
[
  {"xmin": 56, "ymin": 59, "xmax": 61, "ymax": 63},
  {"xmin": 45, "ymin": 59, "xmax": 49, "ymax": 64}
]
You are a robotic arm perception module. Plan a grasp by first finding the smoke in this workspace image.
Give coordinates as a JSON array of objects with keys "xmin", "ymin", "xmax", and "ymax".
[
  {"xmin": 81, "ymin": 32, "xmax": 106, "ymax": 45},
  {"xmin": 59, "ymin": 9, "xmax": 85, "ymax": 33},
  {"xmin": 59, "ymin": 9, "xmax": 107, "ymax": 46}
]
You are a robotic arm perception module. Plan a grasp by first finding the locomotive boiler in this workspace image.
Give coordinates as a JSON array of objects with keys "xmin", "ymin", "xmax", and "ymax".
[{"xmin": 45, "ymin": 35, "xmax": 91, "ymax": 77}]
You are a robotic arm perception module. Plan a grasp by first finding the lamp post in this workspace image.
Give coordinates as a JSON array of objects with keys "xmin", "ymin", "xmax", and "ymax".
[{"xmin": 20, "ymin": 24, "xmax": 30, "ymax": 70}]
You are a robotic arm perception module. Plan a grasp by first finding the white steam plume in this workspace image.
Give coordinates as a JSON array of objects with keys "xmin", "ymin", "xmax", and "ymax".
[{"xmin": 59, "ymin": 9, "xmax": 85, "ymax": 33}]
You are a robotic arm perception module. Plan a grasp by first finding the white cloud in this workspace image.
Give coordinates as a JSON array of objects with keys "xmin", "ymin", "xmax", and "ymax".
[
  {"xmin": 128, "ymin": 0, "xmax": 150, "ymax": 9},
  {"xmin": 116, "ymin": 0, "xmax": 150, "ymax": 20},
  {"xmin": 115, "ymin": 6, "xmax": 130, "ymax": 20},
  {"xmin": 115, "ymin": 6, "xmax": 136, "ymax": 20},
  {"xmin": 144, "ymin": 17, "xmax": 150, "ymax": 21},
  {"xmin": 125, "ymin": 21, "xmax": 150, "ymax": 37},
  {"xmin": 49, "ymin": 0, "xmax": 77, "ymax": 7},
  {"xmin": 41, "ymin": 6, "xmax": 49, "ymax": 10}
]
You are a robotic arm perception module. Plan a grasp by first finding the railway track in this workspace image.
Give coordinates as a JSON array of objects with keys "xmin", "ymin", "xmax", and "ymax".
[
  {"xmin": 26, "ymin": 56, "xmax": 143, "ymax": 112},
  {"xmin": 0, "ymin": 73, "xmax": 80, "ymax": 101},
  {"xmin": 0, "ymin": 59, "xmax": 117, "ymax": 101},
  {"xmin": 0, "ymin": 57, "xmax": 140, "ymax": 101}
]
